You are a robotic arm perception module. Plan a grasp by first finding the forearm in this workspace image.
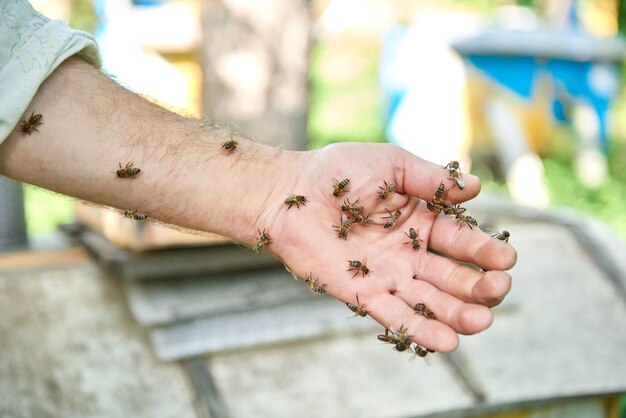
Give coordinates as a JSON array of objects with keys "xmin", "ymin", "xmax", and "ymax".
[{"xmin": 0, "ymin": 57, "xmax": 302, "ymax": 245}]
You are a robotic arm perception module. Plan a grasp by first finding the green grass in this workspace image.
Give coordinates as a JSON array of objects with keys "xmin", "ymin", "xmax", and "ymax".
[{"xmin": 23, "ymin": 185, "xmax": 75, "ymax": 236}]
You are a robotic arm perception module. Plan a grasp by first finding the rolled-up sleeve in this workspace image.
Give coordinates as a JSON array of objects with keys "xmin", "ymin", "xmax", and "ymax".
[{"xmin": 0, "ymin": 0, "xmax": 101, "ymax": 143}]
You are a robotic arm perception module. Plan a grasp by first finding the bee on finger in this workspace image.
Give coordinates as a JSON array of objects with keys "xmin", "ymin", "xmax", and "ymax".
[
  {"xmin": 413, "ymin": 302, "xmax": 435, "ymax": 319},
  {"xmin": 403, "ymin": 228, "xmax": 424, "ymax": 250},
  {"xmin": 221, "ymin": 134, "xmax": 238, "ymax": 153},
  {"xmin": 254, "ymin": 229, "xmax": 272, "ymax": 253},
  {"xmin": 412, "ymin": 344, "xmax": 435, "ymax": 358},
  {"xmin": 382, "ymin": 209, "xmax": 401, "ymax": 229},
  {"xmin": 455, "ymin": 212, "xmax": 478, "ymax": 230},
  {"xmin": 377, "ymin": 328, "xmax": 409, "ymax": 352},
  {"xmin": 347, "ymin": 259, "xmax": 370, "ymax": 278},
  {"xmin": 332, "ymin": 178, "xmax": 350, "ymax": 197},
  {"xmin": 123, "ymin": 209, "xmax": 147, "ymax": 221},
  {"xmin": 20, "ymin": 111, "xmax": 43, "ymax": 135},
  {"xmin": 427, "ymin": 182, "xmax": 447, "ymax": 214},
  {"xmin": 346, "ymin": 293, "xmax": 368, "ymax": 317},
  {"xmin": 378, "ymin": 180, "xmax": 396, "ymax": 200},
  {"xmin": 445, "ymin": 160, "xmax": 465, "ymax": 189},
  {"xmin": 491, "ymin": 230, "xmax": 510, "ymax": 242},
  {"xmin": 443, "ymin": 204, "xmax": 465, "ymax": 216},
  {"xmin": 333, "ymin": 215, "xmax": 352, "ymax": 239},
  {"xmin": 389, "ymin": 325, "xmax": 413, "ymax": 352},
  {"xmin": 116, "ymin": 162, "xmax": 141, "ymax": 178},
  {"xmin": 284, "ymin": 194, "xmax": 307, "ymax": 210},
  {"xmin": 304, "ymin": 273, "xmax": 327, "ymax": 294}
]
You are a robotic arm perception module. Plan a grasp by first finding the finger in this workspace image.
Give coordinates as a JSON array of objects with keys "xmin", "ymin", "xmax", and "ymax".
[
  {"xmin": 395, "ymin": 146, "xmax": 480, "ymax": 203},
  {"xmin": 392, "ymin": 278, "xmax": 494, "ymax": 335},
  {"xmin": 365, "ymin": 292, "xmax": 460, "ymax": 352},
  {"xmin": 428, "ymin": 213, "xmax": 517, "ymax": 271},
  {"xmin": 413, "ymin": 250, "xmax": 512, "ymax": 307}
]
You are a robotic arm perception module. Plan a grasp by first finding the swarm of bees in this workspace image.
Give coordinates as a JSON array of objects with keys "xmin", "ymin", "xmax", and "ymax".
[
  {"xmin": 20, "ymin": 111, "xmax": 43, "ymax": 135},
  {"xmin": 427, "ymin": 180, "xmax": 478, "ymax": 230}
]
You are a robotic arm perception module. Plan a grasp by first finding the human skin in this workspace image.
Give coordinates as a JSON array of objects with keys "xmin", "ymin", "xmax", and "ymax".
[{"xmin": 0, "ymin": 57, "xmax": 516, "ymax": 353}]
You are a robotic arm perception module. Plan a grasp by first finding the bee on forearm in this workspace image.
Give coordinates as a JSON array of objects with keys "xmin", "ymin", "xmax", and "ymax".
[
  {"xmin": 332, "ymin": 178, "xmax": 350, "ymax": 197},
  {"xmin": 20, "ymin": 111, "xmax": 43, "ymax": 135},
  {"xmin": 304, "ymin": 273, "xmax": 327, "ymax": 294},
  {"xmin": 123, "ymin": 209, "xmax": 147, "ymax": 221},
  {"xmin": 346, "ymin": 293, "xmax": 368, "ymax": 317},
  {"xmin": 382, "ymin": 209, "xmax": 401, "ymax": 229},
  {"xmin": 254, "ymin": 229, "xmax": 272, "ymax": 253},
  {"xmin": 115, "ymin": 162, "xmax": 141, "ymax": 178},
  {"xmin": 221, "ymin": 134, "xmax": 238, "ymax": 153},
  {"xmin": 414, "ymin": 302, "xmax": 435, "ymax": 319},
  {"xmin": 378, "ymin": 180, "xmax": 396, "ymax": 200},
  {"xmin": 403, "ymin": 228, "xmax": 423, "ymax": 250},
  {"xmin": 341, "ymin": 198, "xmax": 363, "ymax": 215},
  {"xmin": 445, "ymin": 160, "xmax": 465, "ymax": 189},
  {"xmin": 284, "ymin": 194, "xmax": 307, "ymax": 210},
  {"xmin": 455, "ymin": 212, "xmax": 478, "ymax": 229},
  {"xmin": 333, "ymin": 215, "xmax": 352, "ymax": 239},
  {"xmin": 347, "ymin": 259, "xmax": 370, "ymax": 278},
  {"xmin": 491, "ymin": 230, "xmax": 510, "ymax": 242}
]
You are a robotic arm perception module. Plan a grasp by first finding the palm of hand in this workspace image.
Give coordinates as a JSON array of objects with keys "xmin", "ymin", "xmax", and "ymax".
[{"xmin": 266, "ymin": 143, "xmax": 515, "ymax": 353}]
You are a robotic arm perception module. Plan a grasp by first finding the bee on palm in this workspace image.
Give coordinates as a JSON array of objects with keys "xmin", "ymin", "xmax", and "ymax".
[
  {"xmin": 378, "ymin": 180, "xmax": 396, "ymax": 200},
  {"xmin": 304, "ymin": 273, "xmax": 327, "ymax": 294},
  {"xmin": 403, "ymin": 228, "xmax": 423, "ymax": 251},
  {"xmin": 332, "ymin": 178, "xmax": 350, "ymax": 197},
  {"xmin": 20, "ymin": 111, "xmax": 43, "ymax": 135},
  {"xmin": 347, "ymin": 259, "xmax": 370, "ymax": 278},
  {"xmin": 284, "ymin": 194, "xmax": 307, "ymax": 210},
  {"xmin": 382, "ymin": 209, "xmax": 401, "ymax": 229},
  {"xmin": 333, "ymin": 215, "xmax": 352, "ymax": 239}
]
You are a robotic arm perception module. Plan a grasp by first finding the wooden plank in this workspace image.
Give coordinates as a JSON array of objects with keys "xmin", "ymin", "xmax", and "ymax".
[
  {"xmin": 124, "ymin": 267, "xmax": 310, "ymax": 326},
  {"xmin": 0, "ymin": 247, "xmax": 88, "ymax": 270}
]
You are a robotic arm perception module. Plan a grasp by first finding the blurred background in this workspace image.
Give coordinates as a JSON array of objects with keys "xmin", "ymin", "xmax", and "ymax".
[
  {"xmin": 2, "ymin": 1, "xmax": 626, "ymax": 418},
  {"xmin": 12, "ymin": 0, "xmax": 626, "ymax": 244}
]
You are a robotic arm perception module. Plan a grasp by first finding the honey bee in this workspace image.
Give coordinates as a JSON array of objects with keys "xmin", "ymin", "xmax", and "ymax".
[
  {"xmin": 115, "ymin": 162, "xmax": 141, "ymax": 178},
  {"xmin": 20, "ymin": 111, "xmax": 43, "ymax": 135},
  {"xmin": 414, "ymin": 302, "xmax": 435, "ymax": 319},
  {"xmin": 254, "ymin": 229, "xmax": 272, "ymax": 253},
  {"xmin": 333, "ymin": 215, "xmax": 352, "ymax": 239},
  {"xmin": 443, "ymin": 204, "xmax": 465, "ymax": 216},
  {"xmin": 347, "ymin": 259, "xmax": 370, "ymax": 278},
  {"xmin": 378, "ymin": 180, "xmax": 396, "ymax": 200},
  {"xmin": 341, "ymin": 198, "xmax": 363, "ymax": 215},
  {"xmin": 404, "ymin": 228, "xmax": 424, "ymax": 250},
  {"xmin": 377, "ymin": 328, "xmax": 409, "ymax": 352},
  {"xmin": 491, "ymin": 230, "xmax": 510, "ymax": 242},
  {"xmin": 221, "ymin": 135, "xmax": 238, "ymax": 153},
  {"xmin": 383, "ymin": 209, "xmax": 401, "ymax": 229},
  {"xmin": 455, "ymin": 212, "xmax": 478, "ymax": 230},
  {"xmin": 123, "ymin": 209, "xmax": 147, "ymax": 221},
  {"xmin": 304, "ymin": 273, "xmax": 327, "ymax": 294},
  {"xmin": 445, "ymin": 160, "xmax": 465, "ymax": 189},
  {"xmin": 352, "ymin": 212, "xmax": 372, "ymax": 225},
  {"xmin": 427, "ymin": 182, "xmax": 447, "ymax": 214},
  {"xmin": 332, "ymin": 178, "xmax": 350, "ymax": 197},
  {"xmin": 389, "ymin": 326, "xmax": 413, "ymax": 352},
  {"xmin": 284, "ymin": 194, "xmax": 307, "ymax": 210},
  {"xmin": 412, "ymin": 344, "xmax": 435, "ymax": 358},
  {"xmin": 346, "ymin": 293, "xmax": 368, "ymax": 317}
]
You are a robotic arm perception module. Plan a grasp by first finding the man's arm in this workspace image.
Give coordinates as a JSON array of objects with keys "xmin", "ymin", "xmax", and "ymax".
[{"xmin": 0, "ymin": 56, "xmax": 299, "ymax": 246}]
